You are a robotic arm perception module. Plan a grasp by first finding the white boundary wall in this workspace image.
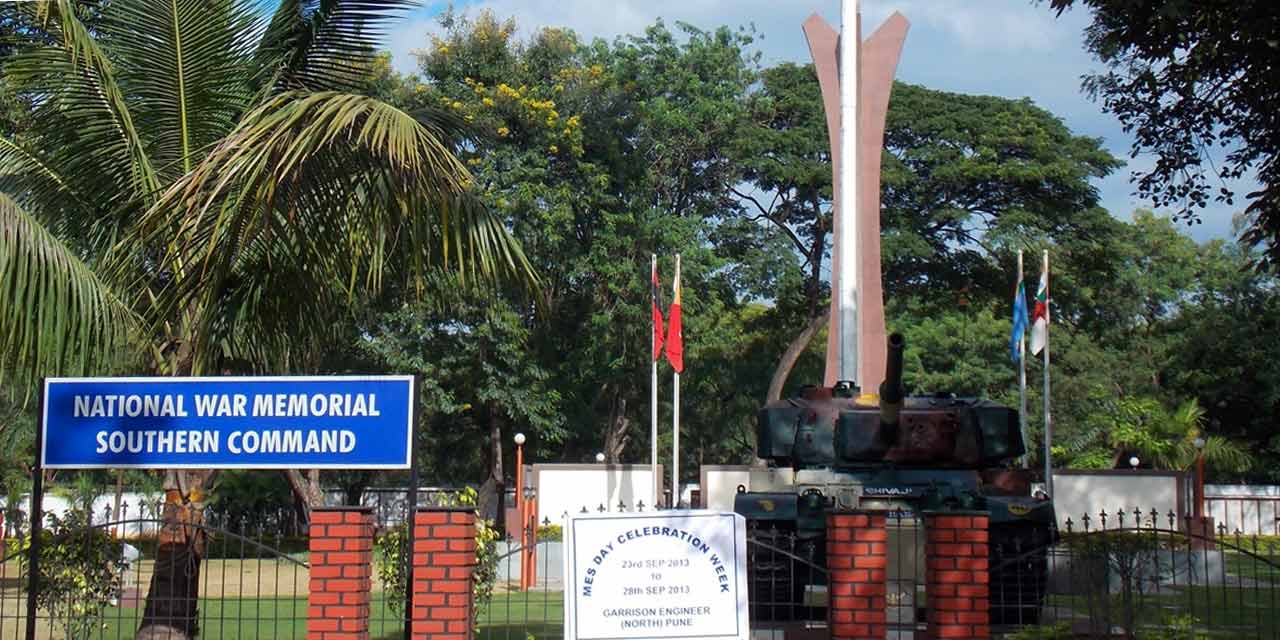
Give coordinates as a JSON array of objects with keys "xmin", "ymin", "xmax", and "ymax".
[
  {"xmin": 532, "ymin": 463, "xmax": 662, "ymax": 524},
  {"xmin": 1204, "ymin": 484, "xmax": 1280, "ymax": 535},
  {"xmin": 1046, "ymin": 470, "xmax": 1188, "ymax": 529},
  {"xmin": 700, "ymin": 465, "xmax": 752, "ymax": 511},
  {"xmin": 698, "ymin": 465, "xmax": 1191, "ymax": 530}
]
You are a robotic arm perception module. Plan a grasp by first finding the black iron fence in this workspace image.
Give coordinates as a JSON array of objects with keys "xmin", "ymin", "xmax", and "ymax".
[
  {"xmin": 0, "ymin": 500, "xmax": 309, "ymax": 640},
  {"xmin": 993, "ymin": 509, "xmax": 1280, "ymax": 639},
  {"xmin": 733, "ymin": 507, "xmax": 1280, "ymax": 639}
]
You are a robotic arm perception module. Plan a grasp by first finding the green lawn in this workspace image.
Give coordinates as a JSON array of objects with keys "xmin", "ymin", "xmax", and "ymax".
[
  {"xmin": 68, "ymin": 591, "xmax": 564, "ymax": 640},
  {"xmin": 1043, "ymin": 586, "xmax": 1280, "ymax": 638},
  {"xmin": 1225, "ymin": 550, "xmax": 1280, "ymax": 582}
]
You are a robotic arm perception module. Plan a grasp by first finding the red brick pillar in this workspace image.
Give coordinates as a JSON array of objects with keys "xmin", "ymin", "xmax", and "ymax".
[
  {"xmin": 827, "ymin": 511, "xmax": 888, "ymax": 640},
  {"xmin": 308, "ymin": 506, "xmax": 374, "ymax": 640},
  {"xmin": 924, "ymin": 512, "xmax": 990, "ymax": 640},
  {"xmin": 412, "ymin": 507, "xmax": 476, "ymax": 640}
]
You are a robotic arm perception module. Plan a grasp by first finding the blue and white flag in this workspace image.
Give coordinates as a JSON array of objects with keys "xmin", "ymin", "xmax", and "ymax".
[{"xmin": 1011, "ymin": 278, "xmax": 1028, "ymax": 362}]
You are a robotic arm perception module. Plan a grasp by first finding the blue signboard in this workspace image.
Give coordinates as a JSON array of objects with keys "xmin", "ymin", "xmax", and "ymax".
[{"xmin": 41, "ymin": 376, "xmax": 415, "ymax": 469}]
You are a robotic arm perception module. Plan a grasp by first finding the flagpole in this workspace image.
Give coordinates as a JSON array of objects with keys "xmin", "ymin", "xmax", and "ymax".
[
  {"xmin": 672, "ymin": 254, "xmax": 681, "ymax": 509},
  {"xmin": 651, "ymin": 254, "xmax": 660, "ymax": 508},
  {"xmin": 1018, "ymin": 250, "xmax": 1029, "ymax": 469},
  {"xmin": 1041, "ymin": 249, "xmax": 1053, "ymax": 498}
]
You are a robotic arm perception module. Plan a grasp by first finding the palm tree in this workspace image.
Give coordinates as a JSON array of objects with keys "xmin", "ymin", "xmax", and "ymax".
[
  {"xmin": 1107, "ymin": 397, "xmax": 1250, "ymax": 473},
  {"xmin": 0, "ymin": 1, "xmax": 531, "ymax": 636}
]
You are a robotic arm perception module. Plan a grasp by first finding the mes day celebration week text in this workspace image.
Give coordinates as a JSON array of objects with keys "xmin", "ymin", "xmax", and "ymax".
[{"xmin": 71, "ymin": 392, "xmax": 382, "ymax": 455}]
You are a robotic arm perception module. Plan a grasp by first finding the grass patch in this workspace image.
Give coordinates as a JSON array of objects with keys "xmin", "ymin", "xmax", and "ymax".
[
  {"xmin": 74, "ymin": 591, "xmax": 563, "ymax": 639},
  {"xmin": 1044, "ymin": 586, "xmax": 1280, "ymax": 638},
  {"xmin": 1225, "ymin": 550, "xmax": 1280, "ymax": 582}
]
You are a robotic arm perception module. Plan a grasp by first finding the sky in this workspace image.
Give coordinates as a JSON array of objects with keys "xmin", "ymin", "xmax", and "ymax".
[{"xmin": 380, "ymin": 0, "xmax": 1252, "ymax": 242}]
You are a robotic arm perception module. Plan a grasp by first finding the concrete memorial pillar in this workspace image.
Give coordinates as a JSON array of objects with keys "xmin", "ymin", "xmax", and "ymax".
[{"xmin": 803, "ymin": 10, "xmax": 909, "ymax": 391}]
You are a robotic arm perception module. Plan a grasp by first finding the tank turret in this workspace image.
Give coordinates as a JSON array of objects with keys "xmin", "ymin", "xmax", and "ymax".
[{"xmin": 736, "ymin": 333, "xmax": 1056, "ymax": 625}]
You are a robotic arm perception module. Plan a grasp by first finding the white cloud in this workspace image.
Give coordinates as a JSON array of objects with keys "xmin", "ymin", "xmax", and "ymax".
[{"xmin": 862, "ymin": 0, "xmax": 1067, "ymax": 53}]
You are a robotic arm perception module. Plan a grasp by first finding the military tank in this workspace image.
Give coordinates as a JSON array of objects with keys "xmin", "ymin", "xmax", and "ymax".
[{"xmin": 735, "ymin": 332, "xmax": 1055, "ymax": 625}]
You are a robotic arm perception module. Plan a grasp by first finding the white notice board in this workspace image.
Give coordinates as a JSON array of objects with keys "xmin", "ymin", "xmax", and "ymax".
[{"xmin": 563, "ymin": 511, "xmax": 749, "ymax": 640}]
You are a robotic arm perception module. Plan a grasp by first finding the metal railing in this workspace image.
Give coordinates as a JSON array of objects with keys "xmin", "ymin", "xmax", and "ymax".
[{"xmin": 0, "ymin": 501, "xmax": 309, "ymax": 640}]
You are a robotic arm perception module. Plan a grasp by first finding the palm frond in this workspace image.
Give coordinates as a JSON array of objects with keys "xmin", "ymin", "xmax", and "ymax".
[
  {"xmin": 127, "ymin": 91, "xmax": 533, "ymax": 373},
  {"xmin": 3, "ymin": 0, "xmax": 159, "ymax": 215},
  {"xmin": 0, "ymin": 136, "xmax": 93, "ymax": 235},
  {"xmin": 0, "ymin": 193, "xmax": 138, "ymax": 385},
  {"xmin": 254, "ymin": 0, "xmax": 414, "ymax": 94},
  {"xmin": 102, "ymin": 0, "xmax": 261, "ymax": 181}
]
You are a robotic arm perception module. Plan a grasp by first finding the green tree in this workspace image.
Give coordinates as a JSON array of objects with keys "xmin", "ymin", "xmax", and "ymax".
[
  {"xmin": 392, "ymin": 11, "xmax": 761, "ymax": 483},
  {"xmin": 360, "ymin": 276, "xmax": 564, "ymax": 512},
  {"xmin": 880, "ymin": 83, "xmax": 1122, "ymax": 306},
  {"xmin": 1047, "ymin": 0, "xmax": 1280, "ymax": 268},
  {"xmin": 728, "ymin": 64, "xmax": 1123, "ymax": 401},
  {"xmin": 727, "ymin": 62, "xmax": 834, "ymax": 403},
  {"xmin": 0, "ymin": 1, "xmax": 529, "ymax": 636}
]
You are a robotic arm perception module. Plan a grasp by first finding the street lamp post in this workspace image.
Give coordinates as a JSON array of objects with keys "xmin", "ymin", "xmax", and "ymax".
[
  {"xmin": 513, "ymin": 433, "xmax": 529, "ymax": 591},
  {"xmin": 514, "ymin": 432, "xmax": 526, "ymax": 521},
  {"xmin": 1194, "ymin": 437, "xmax": 1206, "ymax": 519}
]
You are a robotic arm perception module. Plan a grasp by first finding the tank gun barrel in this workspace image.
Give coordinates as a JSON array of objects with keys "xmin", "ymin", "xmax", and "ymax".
[{"xmin": 879, "ymin": 333, "xmax": 905, "ymax": 426}]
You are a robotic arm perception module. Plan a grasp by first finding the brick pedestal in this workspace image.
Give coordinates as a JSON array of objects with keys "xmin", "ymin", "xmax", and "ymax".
[
  {"xmin": 924, "ymin": 512, "xmax": 990, "ymax": 640},
  {"xmin": 827, "ymin": 511, "xmax": 888, "ymax": 640},
  {"xmin": 412, "ymin": 507, "xmax": 477, "ymax": 640},
  {"xmin": 308, "ymin": 506, "xmax": 374, "ymax": 640}
]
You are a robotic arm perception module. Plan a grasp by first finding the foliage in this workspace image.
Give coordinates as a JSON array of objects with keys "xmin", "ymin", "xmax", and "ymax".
[
  {"xmin": 0, "ymin": 0, "xmax": 530, "ymax": 387},
  {"xmin": 6, "ymin": 509, "xmax": 127, "ymax": 639},
  {"xmin": 1139, "ymin": 614, "xmax": 1209, "ymax": 640},
  {"xmin": 386, "ymin": 10, "xmax": 764, "ymax": 473},
  {"xmin": 1048, "ymin": 0, "xmax": 1280, "ymax": 269},
  {"xmin": 206, "ymin": 470, "xmax": 300, "ymax": 533},
  {"xmin": 360, "ymin": 277, "xmax": 563, "ymax": 485},
  {"xmin": 1005, "ymin": 621, "xmax": 1071, "ymax": 640},
  {"xmin": 535, "ymin": 523, "xmax": 562, "ymax": 542},
  {"xmin": 880, "ymin": 83, "xmax": 1122, "ymax": 303},
  {"xmin": 375, "ymin": 487, "xmax": 499, "ymax": 625}
]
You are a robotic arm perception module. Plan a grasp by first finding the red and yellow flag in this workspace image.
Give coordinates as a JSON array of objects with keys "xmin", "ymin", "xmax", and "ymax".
[{"xmin": 665, "ymin": 259, "xmax": 684, "ymax": 373}]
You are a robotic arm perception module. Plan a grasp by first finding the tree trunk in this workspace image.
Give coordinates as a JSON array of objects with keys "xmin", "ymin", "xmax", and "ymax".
[
  {"xmin": 480, "ymin": 400, "xmax": 504, "ymax": 524},
  {"xmin": 284, "ymin": 469, "xmax": 326, "ymax": 524},
  {"xmin": 767, "ymin": 313, "xmax": 828, "ymax": 404},
  {"xmin": 603, "ymin": 394, "xmax": 630, "ymax": 463},
  {"xmin": 135, "ymin": 469, "xmax": 215, "ymax": 640}
]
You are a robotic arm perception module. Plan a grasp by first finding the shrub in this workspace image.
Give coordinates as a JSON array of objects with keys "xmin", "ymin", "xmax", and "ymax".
[
  {"xmin": 1006, "ymin": 622, "xmax": 1071, "ymax": 640},
  {"xmin": 535, "ymin": 523, "xmax": 562, "ymax": 541},
  {"xmin": 374, "ymin": 487, "xmax": 499, "ymax": 626},
  {"xmin": 6, "ymin": 509, "xmax": 127, "ymax": 639}
]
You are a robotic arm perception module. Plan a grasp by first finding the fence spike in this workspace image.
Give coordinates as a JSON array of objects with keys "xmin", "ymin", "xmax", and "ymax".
[
  {"xmin": 1100, "ymin": 508, "xmax": 1108, "ymax": 529},
  {"xmin": 1133, "ymin": 506, "xmax": 1142, "ymax": 526},
  {"xmin": 580, "ymin": 506, "xmax": 588, "ymax": 514},
  {"xmin": 1149, "ymin": 508, "xmax": 1159, "ymax": 529},
  {"xmin": 637, "ymin": 500, "xmax": 646, "ymax": 512},
  {"xmin": 1118, "ymin": 509, "xmax": 1126, "ymax": 528},
  {"xmin": 1081, "ymin": 512, "xmax": 1091, "ymax": 532},
  {"xmin": 597, "ymin": 503, "xmax": 606, "ymax": 513},
  {"xmin": 1064, "ymin": 517, "xmax": 1074, "ymax": 534},
  {"xmin": 1167, "ymin": 509, "xmax": 1176, "ymax": 528},
  {"xmin": 618, "ymin": 500, "xmax": 626, "ymax": 512}
]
